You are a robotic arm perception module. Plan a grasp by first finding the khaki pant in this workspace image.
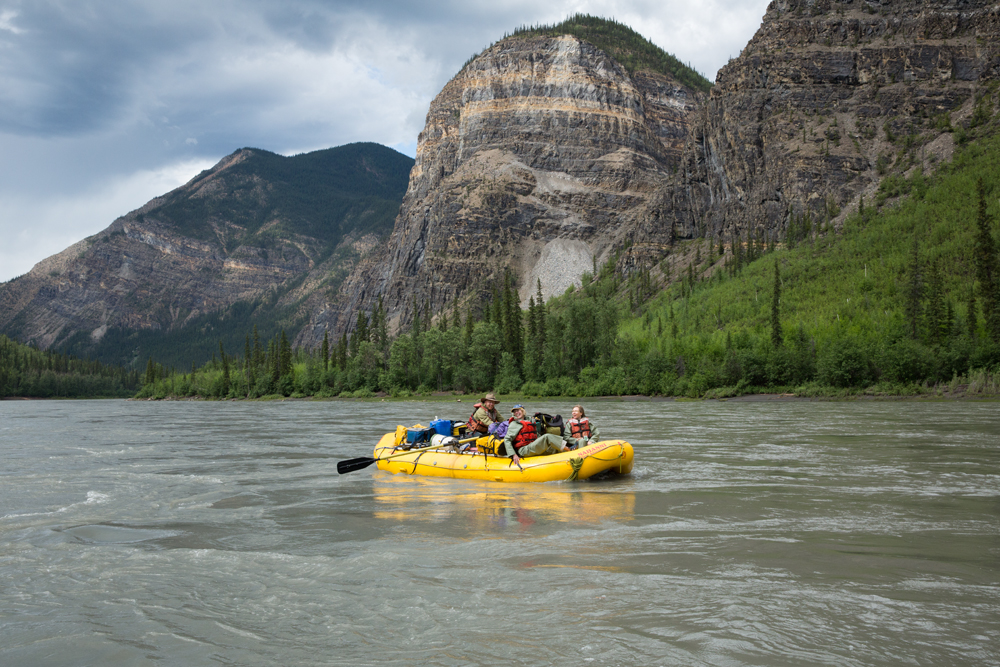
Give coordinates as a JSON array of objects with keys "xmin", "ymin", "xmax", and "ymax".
[{"xmin": 516, "ymin": 433, "xmax": 566, "ymax": 457}]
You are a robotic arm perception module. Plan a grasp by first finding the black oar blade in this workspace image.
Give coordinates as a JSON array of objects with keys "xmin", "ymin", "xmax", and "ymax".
[{"xmin": 337, "ymin": 457, "xmax": 377, "ymax": 474}]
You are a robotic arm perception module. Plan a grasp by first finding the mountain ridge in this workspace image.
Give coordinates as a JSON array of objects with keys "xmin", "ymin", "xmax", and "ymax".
[{"xmin": 0, "ymin": 142, "xmax": 413, "ymax": 367}]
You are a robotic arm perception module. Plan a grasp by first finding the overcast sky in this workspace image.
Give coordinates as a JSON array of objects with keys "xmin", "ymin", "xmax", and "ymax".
[{"xmin": 0, "ymin": 0, "xmax": 770, "ymax": 282}]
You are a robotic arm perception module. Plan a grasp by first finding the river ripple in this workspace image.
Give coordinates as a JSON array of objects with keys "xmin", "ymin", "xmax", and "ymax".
[{"xmin": 1, "ymin": 398, "xmax": 998, "ymax": 666}]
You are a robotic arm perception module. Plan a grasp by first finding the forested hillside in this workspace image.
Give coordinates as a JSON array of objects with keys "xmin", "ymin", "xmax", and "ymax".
[
  {"xmin": 136, "ymin": 107, "xmax": 1000, "ymax": 400},
  {"xmin": 0, "ymin": 142, "xmax": 413, "ymax": 373},
  {"xmin": 1, "ymin": 335, "xmax": 140, "ymax": 398}
]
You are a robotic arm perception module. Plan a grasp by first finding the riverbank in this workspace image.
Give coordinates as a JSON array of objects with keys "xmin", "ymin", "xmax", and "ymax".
[{"xmin": 128, "ymin": 375, "xmax": 1000, "ymax": 403}]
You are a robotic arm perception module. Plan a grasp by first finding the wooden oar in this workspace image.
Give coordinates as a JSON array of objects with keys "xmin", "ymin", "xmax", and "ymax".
[{"xmin": 337, "ymin": 436, "xmax": 481, "ymax": 474}]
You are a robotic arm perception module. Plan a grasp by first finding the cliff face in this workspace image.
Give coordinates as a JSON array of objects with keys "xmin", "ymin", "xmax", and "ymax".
[
  {"xmin": 672, "ymin": 0, "xmax": 1000, "ymax": 244},
  {"xmin": 0, "ymin": 144, "xmax": 412, "ymax": 363},
  {"xmin": 307, "ymin": 0, "xmax": 998, "ymax": 348},
  {"xmin": 299, "ymin": 34, "xmax": 703, "ymax": 345}
]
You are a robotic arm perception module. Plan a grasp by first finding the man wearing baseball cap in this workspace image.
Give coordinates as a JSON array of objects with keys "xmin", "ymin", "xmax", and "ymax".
[{"xmin": 500, "ymin": 404, "xmax": 569, "ymax": 467}]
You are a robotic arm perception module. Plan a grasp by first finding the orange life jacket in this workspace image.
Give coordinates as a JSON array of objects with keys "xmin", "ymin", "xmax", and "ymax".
[
  {"xmin": 568, "ymin": 418, "xmax": 591, "ymax": 439},
  {"xmin": 467, "ymin": 403, "xmax": 499, "ymax": 434},
  {"xmin": 512, "ymin": 419, "xmax": 538, "ymax": 450}
]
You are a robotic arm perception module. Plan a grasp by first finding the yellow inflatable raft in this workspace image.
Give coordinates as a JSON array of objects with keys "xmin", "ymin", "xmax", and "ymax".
[{"xmin": 372, "ymin": 432, "xmax": 634, "ymax": 482}]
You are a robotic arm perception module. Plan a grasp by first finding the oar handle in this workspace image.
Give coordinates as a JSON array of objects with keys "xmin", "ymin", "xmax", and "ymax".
[
  {"xmin": 378, "ymin": 435, "xmax": 480, "ymax": 462},
  {"xmin": 338, "ymin": 435, "xmax": 485, "ymax": 474}
]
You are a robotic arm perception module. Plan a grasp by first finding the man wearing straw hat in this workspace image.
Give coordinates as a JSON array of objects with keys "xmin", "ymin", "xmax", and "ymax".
[{"xmin": 467, "ymin": 392, "xmax": 502, "ymax": 435}]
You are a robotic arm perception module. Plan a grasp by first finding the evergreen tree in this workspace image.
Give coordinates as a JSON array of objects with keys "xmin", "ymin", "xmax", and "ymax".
[
  {"xmin": 350, "ymin": 311, "xmax": 369, "ymax": 357},
  {"xmin": 924, "ymin": 259, "xmax": 946, "ymax": 345},
  {"xmin": 219, "ymin": 340, "xmax": 230, "ymax": 396},
  {"xmin": 337, "ymin": 333, "xmax": 348, "ymax": 370},
  {"xmin": 145, "ymin": 357, "xmax": 155, "ymax": 386},
  {"xmin": 492, "ymin": 285, "xmax": 503, "ymax": 330},
  {"xmin": 974, "ymin": 178, "xmax": 1000, "ymax": 341},
  {"xmin": 245, "ymin": 335, "xmax": 255, "ymax": 391},
  {"xmin": 252, "ymin": 325, "xmax": 263, "ymax": 369},
  {"xmin": 321, "ymin": 331, "xmax": 330, "ymax": 371},
  {"xmin": 527, "ymin": 295, "xmax": 538, "ymax": 371},
  {"xmin": 374, "ymin": 295, "xmax": 389, "ymax": 360},
  {"xmin": 967, "ymin": 289, "xmax": 978, "ymax": 340},
  {"xmin": 279, "ymin": 330, "xmax": 292, "ymax": 379},
  {"xmin": 771, "ymin": 259, "xmax": 782, "ymax": 348},
  {"xmin": 734, "ymin": 233, "xmax": 744, "ymax": 274},
  {"xmin": 464, "ymin": 307, "xmax": 474, "ymax": 347},
  {"xmin": 452, "ymin": 293, "xmax": 461, "ymax": 330},
  {"xmin": 905, "ymin": 238, "xmax": 924, "ymax": 340}
]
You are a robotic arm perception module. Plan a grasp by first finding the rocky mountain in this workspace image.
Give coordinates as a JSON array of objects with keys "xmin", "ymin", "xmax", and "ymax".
[
  {"xmin": 299, "ymin": 2, "xmax": 999, "ymax": 349},
  {"xmin": 0, "ymin": 143, "xmax": 412, "ymax": 366},
  {"xmin": 5, "ymin": 5, "xmax": 999, "ymax": 364},
  {"xmin": 297, "ymin": 19, "xmax": 709, "ymax": 345},
  {"xmin": 666, "ymin": 0, "xmax": 1000, "ymax": 246}
]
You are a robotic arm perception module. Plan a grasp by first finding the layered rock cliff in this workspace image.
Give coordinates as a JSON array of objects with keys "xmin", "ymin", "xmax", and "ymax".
[
  {"xmin": 664, "ymin": 0, "xmax": 1000, "ymax": 245},
  {"xmin": 302, "ymin": 1, "xmax": 999, "ymax": 348},
  {"xmin": 299, "ymin": 33, "xmax": 705, "ymax": 345}
]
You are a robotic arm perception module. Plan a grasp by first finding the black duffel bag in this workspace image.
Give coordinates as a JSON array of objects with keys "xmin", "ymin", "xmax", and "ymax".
[{"xmin": 533, "ymin": 412, "xmax": 564, "ymax": 436}]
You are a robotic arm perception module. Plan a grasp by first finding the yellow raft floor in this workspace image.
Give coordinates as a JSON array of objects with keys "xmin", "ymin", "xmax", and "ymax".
[{"xmin": 373, "ymin": 433, "xmax": 634, "ymax": 482}]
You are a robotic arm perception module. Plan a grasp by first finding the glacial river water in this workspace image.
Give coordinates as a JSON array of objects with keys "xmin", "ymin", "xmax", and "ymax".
[{"xmin": 1, "ymin": 398, "xmax": 998, "ymax": 666}]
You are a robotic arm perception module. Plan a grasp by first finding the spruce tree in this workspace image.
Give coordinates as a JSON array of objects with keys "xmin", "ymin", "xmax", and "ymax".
[
  {"xmin": 245, "ymin": 335, "xmax": 255, "ymax": 390},
  {"xmin": 337, "ymin": 333, "xmax": 348, "ymax": 369},
  {"xmin": 771, "ymin": 259, "xmax": 782, "ymax": 348},
  {"xmin": 321, "ymin": 331, "xmax": 330, "ymax": 371},
  {"xmin": 411, "ymin": 296, "xmax": 421, "ymax": 336},
  {"xmin": 905, "ymin": 238, "xmax": 923, "ymax": 340},
  {"xmin": 924, "ymin": 260, "xmax": 946, "ymax": 345},
  {"xmin": 278, "ymin": 331, "xmax": 292, "ymax": 379},
  {"xmin": 492, "ymin": 284, "xmax": 503, "ymax": 330},
  {"xmin": 527, "ymin": 296, "xmax": 537, "ymax": 372},
  {"xmin": 252, "ymin": 325, "xmax": 262, "ymax": 369},
  {"xmin": 220, "ymin": 340, "xmax": 230, "ymax": 396},
  {"xmin": 374, "ymin": 295, "xmax": 389, "ymax": 359},
  {"xmin": 967, "ymin": 289, "xmax": 978, "ymax": 340},
  {"xmin": 974, "ymin": 178, "xmax": 1000, "ymax": 341},
  {"xmin": 534, "ymin": 279, "xmax": 546, "ymax": 379}
]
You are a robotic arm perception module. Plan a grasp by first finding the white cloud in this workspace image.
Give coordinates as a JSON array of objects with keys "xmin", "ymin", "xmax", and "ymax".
[
  {"xmin": 0, "ymin": 158, "xmax": 215, "ymax": 282},
  {"xmin": 0, "ymin": 9, "xmax": 24, "ymax": 34}
]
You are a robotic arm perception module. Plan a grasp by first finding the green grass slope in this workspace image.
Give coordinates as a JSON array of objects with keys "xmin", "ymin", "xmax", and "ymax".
[{"xmin": 609, "ymin": 133, "xmax": 1000, "ymax": 397}]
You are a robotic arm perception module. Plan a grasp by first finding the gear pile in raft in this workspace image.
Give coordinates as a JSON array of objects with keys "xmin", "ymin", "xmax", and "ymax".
[{"xmin": 337, "ymin": 397, "xmax": 634, "ymax": 482}]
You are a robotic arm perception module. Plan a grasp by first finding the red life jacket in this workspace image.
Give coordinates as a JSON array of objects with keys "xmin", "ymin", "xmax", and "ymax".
[
  {"xmin": 512, "ymin": 419, "xmax": 538, "ymax": 450},
  {"xmin": 568, "ymin": 418, "xmax": 591, "ymax": 439},
  {"xmin": 467, "ymin": 403, "xmax": 499, "ymax": 434}
]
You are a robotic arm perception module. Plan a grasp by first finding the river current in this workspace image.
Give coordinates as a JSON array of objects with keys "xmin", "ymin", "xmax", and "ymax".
[{"xmin": 1, "ymin": 398, "xmax": 997, "ymax": 666}]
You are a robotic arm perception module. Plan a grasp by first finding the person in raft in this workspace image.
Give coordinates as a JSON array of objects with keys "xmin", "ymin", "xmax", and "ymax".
[
  {"xmin": 565, "ymin": 404, "xmax": 600, "ymax": 450},
  {"xmin": 501, "ymin": 404, "xmax": 570, "ymax": 466},
  {"xmin": 467, "ymin": 392, "xmax": 502, "ymax": 435}
]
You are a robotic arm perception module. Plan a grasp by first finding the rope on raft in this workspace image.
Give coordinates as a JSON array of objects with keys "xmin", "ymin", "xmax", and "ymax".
[{"xmin": 567, "ymin": 457, "xmax": 584, "ymax": 481}]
